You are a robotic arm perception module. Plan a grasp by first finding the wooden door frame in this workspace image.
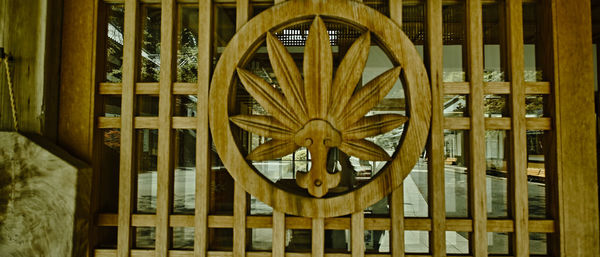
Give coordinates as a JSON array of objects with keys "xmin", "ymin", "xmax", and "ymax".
[{"xmin": 57, "ymin": 0, "xmax": 599, "ymax": 256}]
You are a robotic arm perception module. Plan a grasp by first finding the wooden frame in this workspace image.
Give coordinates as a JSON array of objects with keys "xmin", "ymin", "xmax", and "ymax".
[
  {"xmin": 209, "ymin": 0, "xmax": 431, "ymax": 218},
  {"xmin": 57, "ymin": 0, "xmax": 599, "ymax": 256}
]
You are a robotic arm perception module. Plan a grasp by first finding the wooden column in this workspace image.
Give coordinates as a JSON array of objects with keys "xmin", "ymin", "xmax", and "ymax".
[
  {"xmin": 505, "ymin": 1, "xmax": 528, "ymax": 256},
  {"xmin": 233, "ymin": 1, "xmax": 250, "ymax": 256},
  {"xmin": 549, "ymin": 0, "xmax": 600, "ymax": 255},
  {"xmin": 466, "ymin": 0, "xmax": 487, "ymax": 256},
  {"xmin": 117, "ymin": 0, "xmax": 138, "ymax": 256},
  {"xmin": 426, "ymin": 0, "xmax": 446, "ymax": 256},
  {"xmin": 156, "ymin": 0, "xmax": 175, "ymax": 256},
  {"xmin": 195, "ymin": 1, "xmax": 212, "ymax": 257}
]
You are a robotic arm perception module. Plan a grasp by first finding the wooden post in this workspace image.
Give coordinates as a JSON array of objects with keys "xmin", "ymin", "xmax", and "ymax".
[
  {"xmin": 351, "ymin": 212, "xmax": 365, "ymax": 257},
  {"xmin": 466, "ymin": 0, "xmax": 487, "ymax": 256},
  {"xmin": 156, "ymin": 0, "xmax": 175, "ymax": 256},
  {"xmin": 117, "ymin": 0, "xmax": 138, "ymax": 256},
  {"xmin": 233, "ymin": 1, "xmax": 250, "ymax": 256},
  {"xmin": 389, "ymin": 2, "xmax": 405, "ymax": 256},
  {"xmin": 426, "ymin": 0, "xmax": 446, "ymax": 256},
  {"xmin": 505, "ymin": 1, "xmax": 529, "ymax": 256},
  {"xmin": 548, "ymin": 0, "xmax": 600, "ymax": 255},
  {"xmin": 195, "ymin": 1, "xmax": 212, "ymax": 257}
]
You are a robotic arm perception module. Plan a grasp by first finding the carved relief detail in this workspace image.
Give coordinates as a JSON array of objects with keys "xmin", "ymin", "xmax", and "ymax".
[{"xmin": 231, "ymin": 17, "xmax": 408, "ymax": 197}]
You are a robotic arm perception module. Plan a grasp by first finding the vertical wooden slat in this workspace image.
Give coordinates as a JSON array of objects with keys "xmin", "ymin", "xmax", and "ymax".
[
  {"xmin": 351, "ymin": 212, "xmax": 365, "ymax": 257},
  {"xmin": 312, "ymin": 217, "xmax": 325, "ymax": 257},
  {"xmin": 505, "ymin": 1, "xmax": 528, "ymax": 256},
  {"xmin": 90, "ymin": 2, "xmax": 107, "ymax": 256},
  {"xmin": 389, "ymin": 2, "xmax": 405, "ymax": 257},
  {"xmin": 234, "ymin": 1, "xmax": 250, "ymax": 256},
  {"xmin": 390, "ymin": 0, "xmax": 402, "ymax": 25},
  {"xmin": 272, "ymin": 210, "xmax": 285, "ymax": 257},
  {"xmin": 156, "ymin": 0, "xmax": 175, "ymax": 256},
  {"xmin": 390, "ymin": 189, "xmax": 405, "ymax": 257},
  {"xmin": 118, "ymin": 0, "xmax": 138, "ymax": 256},
  {"xmin": 233, "ymin": 184, "xmax": 247, "ymax": 257},
  {"xmin": 270, "ymin": 0, "xmax": 285, "ymax": 256},
  {"xmin": 466, "ymin": 0, "xmax": 487, "ymax": 256},
  {"xmin": 426, "ymin": 0, "xmax": 446, "ymax": 256},
  {"xmin": 236, "ymin": 0, "xmax": 250, "ymax": 31},
  {"xmin": 195, "ymin": 1, "xmax": 212, "ymax": 257}
]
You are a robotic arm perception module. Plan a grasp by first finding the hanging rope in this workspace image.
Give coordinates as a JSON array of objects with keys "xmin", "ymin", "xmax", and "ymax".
[{"xmin": 1, "ymin": 54, "xmax": 18, "ymax": 131}]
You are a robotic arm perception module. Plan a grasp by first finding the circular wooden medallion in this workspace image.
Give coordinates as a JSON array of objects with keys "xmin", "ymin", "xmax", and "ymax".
[{"xmin": 209, "ymin": 0, "xmax": 431, "ymax": 218}]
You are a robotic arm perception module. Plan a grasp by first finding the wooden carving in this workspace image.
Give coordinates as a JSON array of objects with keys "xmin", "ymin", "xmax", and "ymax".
[
  {"xmin": 209, "ymin": 0, "xmax": 430, "ymax": 218},
  {"xmin": 231, "ymin": 17, "xmax": 408, "ymax": 197}
]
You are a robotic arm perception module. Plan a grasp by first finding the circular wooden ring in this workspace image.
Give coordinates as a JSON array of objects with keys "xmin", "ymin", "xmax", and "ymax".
[{"xmin": 209, "ymin": 0, "xmax": 431, "ymax": 218}]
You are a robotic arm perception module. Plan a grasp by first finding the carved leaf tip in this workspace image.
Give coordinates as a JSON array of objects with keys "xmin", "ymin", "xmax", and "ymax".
[
  {"xmin": 229, "ymin": 114, "xmax": 294, "ymax": 140},
  {"xmin": 304, "ymin": 15, "xmax": 333, "ymax": 119},
  {"xmin": 342, "ymin": 114, "xmax": 408, "ymax": 140},
  {"xmin": 236, "ymin": 67, "xmax": 303, "ymax": 129},
  {"xmin": 336, "ymin": 66, "xmax": 402, "ymax": 125},
  {"xmin": 246, "ymin": 139, "xmax": 298, "ymax": 161},
  {"xmin": 339, "ymin": 140, "xmax": 391, "ymax": 161},
  {"xmin": 329, "ymin": 32, "xmax": 371, "ymax": 118},
  {"xmin": 266, "ymin": 32, "xmax": 308, "ymax": 122}
]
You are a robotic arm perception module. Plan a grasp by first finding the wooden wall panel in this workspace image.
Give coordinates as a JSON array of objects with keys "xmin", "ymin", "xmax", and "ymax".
[{"xmin": 56, "ymin": 0, "xmax": 600, "ymax": 256}]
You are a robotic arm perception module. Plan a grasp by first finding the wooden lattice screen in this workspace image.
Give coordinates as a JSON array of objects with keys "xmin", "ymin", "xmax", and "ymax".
[{"xmin": 90, "ymin": 0, "xmax": 558, "ymax": 257}]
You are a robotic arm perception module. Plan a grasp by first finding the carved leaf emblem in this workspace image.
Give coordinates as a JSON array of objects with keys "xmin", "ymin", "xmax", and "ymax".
[{"xmin": 231, "ymin": 16, "xmax": 408, "ymax": 197}]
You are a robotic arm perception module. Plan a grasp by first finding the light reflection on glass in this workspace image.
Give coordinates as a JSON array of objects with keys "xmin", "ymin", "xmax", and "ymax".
[
  {"xmin": 177, "ymin": 7, "xmax": 199, "ymax": 82},
  {"xmin": 173, "ymin": 129, "xmax": 196, "ymax": 214},
  {"xmin": 139, "ymin": 6, "xmax": 161, "ymax": 82},
  {"xmin": 135, "ymin": 129, "xmax": 158, "ymax": 213},
  {"xmin": 486, "ymin": 130, "xmax": 508, "ymax": 218},
  {"xmin": 105, "ymin": 5, "xmax": 124, "ymax": 82},
  {"xmin": 445, "ymin": 130, "xmax": 469, "ymax": 218}
]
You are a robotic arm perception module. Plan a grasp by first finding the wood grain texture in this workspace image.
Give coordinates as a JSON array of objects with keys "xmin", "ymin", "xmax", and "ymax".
[
  {"xmin": 117, "ymin": 0, "xmax": 138, "ymax": 256},
  {"xmin": 505, "ymin": 1, "xmax": 528, "ymax": 256},
  {"xmin": 156, "ymin": 0, "xmax": 175, "ymax": 256},
  {"xmin": 312, "ymin": 218, "xmax": 325, "ymax": 257},
  {"xmin": 351, "ymin": 212, "xmax": 365, "ymax": 257},
  {"xmin": 466, "ymin": 0, "xmax": 487, "ymax": 256},
  {"xmin": 272, "ymin": 210, "xmax": 285, "ymax": 257},
  {"xmin": 95, "ymin": 213, "xmax": 556, "ymax": 232},
  {"xmin": 195, "ymin": 1, "xmax": 212, "ymax": 257},
  {"xmin": 233, "ymin": 2, "xmax": 249, "ymax": 256},
  {"xmin": 208, "ymin": 0, "xmax": 431, "ymax": 217},
  {"xmin": 233, "ymin": 183, "xmax": 247, "ymax": 257},
  {"xmin": 426, "ymin": 0, "xmax": 446, "ymax": 256},
  {"xmin": 388, "ymin": 5, "xmax": 405, "ymax": 257},
  {"xmin": 551, "ymin": 0, "xmax": 600, "ymax": 255},
  {"xmin": 58, "ymin": 0, "xmax": 95, "ymax": 161},
  {"xmin": 390, "ymin": 189, "xmax": 404, "ymax": 257}
]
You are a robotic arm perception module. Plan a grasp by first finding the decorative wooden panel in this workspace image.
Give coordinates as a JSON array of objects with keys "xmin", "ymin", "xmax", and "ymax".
[{"xmin": 79, "ymin": 0, "xmax": 571, "ymax": 256}]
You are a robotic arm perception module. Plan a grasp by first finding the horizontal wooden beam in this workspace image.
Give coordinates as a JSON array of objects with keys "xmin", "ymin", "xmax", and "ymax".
[
  {"xmin": 444, "ymin": 82, "xmax": 551, "ymax": 95},
  {"xmin": 444, "ymin": 117, "xmax": 552, "ymax": 130},
  {"xmin": 99, "ymin": 82, "xmax": 198, "ymax": 95},
  {"xmin": 98, "ymin": 117, "xmax": 196, "ymax": 129},
  {"xmin": 96, "ymin": 213, "xmax": 554, "ymax": 232}
]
